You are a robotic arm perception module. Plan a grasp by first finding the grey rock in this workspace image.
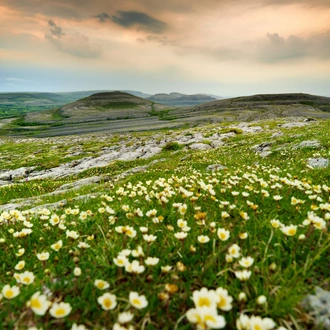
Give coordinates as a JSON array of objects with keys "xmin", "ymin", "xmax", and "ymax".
[
  {"xmin": 307, "ymin": 158, "xmax": 329, "ymax": 169},
  {"xmin": 0, "ymin": 167, "xmax": 36, "ymax": 181},
  {"xmin": 298, "ymin": 140, "xmax": 321, "ymax": 149},
  {"xmin": 251, "ymin": 142, "xmax": 272, "ymax": 153},
  {"xmin": 301, "ymin": 287, "xmax": 330, "ymax": 329},
  {"xmin": 207, "ymin": 164, "xmax": 227, "ymax": 171},
  {"xmin": 211, "ymin": 140, "xmax": 225, "ymax": 148},
  {"xmin": 189, "ymin": 143, "xmax": 212, "ymax": 151},
  {"xmin": 271, "ymin": 131, "xmax": 284, "ymax": 138},
  {"xmin": 58, "ymin": 176, "xmax": 109, "ymax": 190},
  {"xmin": 280, "ymin": 122, "xmax": 309, "ymax": 129},
  {"xmin": 259, "ymin": 151, "xmax": 272, "ymax": 157}
]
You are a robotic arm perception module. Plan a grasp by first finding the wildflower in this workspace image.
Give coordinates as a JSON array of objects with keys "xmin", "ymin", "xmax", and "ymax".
[
  {"xmin": 239, "ymin": 256, "xmax": 254, "ymax": 268},
  {"xmin": 97, "ymin": 292, "xmax": 117, "ymax": 310},
  {"xmin": 131, "ymin": 246, "xmax": 144, "ymax": 257},
  {"xmin": 281, "ymin": 225, "xmax": 297, "ymax": 236},
  {"xmin": 298, "ymin": 234, "xmax": 306, "ymax": 240},
  {"xmin": 174, "ymin": 232, "xmax": 188, "ymax": 240},
  {"xmin": 145, "ymin": 257, "xmax": 159, "ymax": 266},
  {"xmin": 146, "ymin": 209, "xmax": 157, "ymax": 217},
  {"xmin": 27, "ymin": 291, "xmax": 51, "ymax": 315},
  {"xmin": 71, "ymin": 324, "xmax": 88, "ymax": 330},
  {"xmin": 118, "ymin": 311, "xmax": 134, "ymax": 324},
  {"xmin": 15, "ymin": 260, "xmax": 25, "ymax": 270},
  {"xmin": 235, "ymin": 270, "xmax": 252, "ymax": 281},
  {"xmin": 19, "ymin": 271, "xmax": 35, "ymax": 285},
  {"xmin": 50, "ymin": 214, "xmax": 60, "ymax": 226},
  {"xmin": 273, "ymin": 195, "xmax": 282, "ymax": 201},
  {"xmin": 270, "ymin": 219, "xmax": 282, "ymax": 228},
  {"xmin": 239, "ymin": 211, "xmax": 249, "ymax": 220},
  {"xmin": 51, "ymin": 240, "xmax": 63, "ymax": 251},
  {"xmin": 37, "ymin": 252, "xmax": 50, "ymax": 261},
  {"xmin": 125, "ymin": 260, "xmax": 145, "ymax": 274},
  {"xmin": 238, "ymin": 292, "xmax": 246, "ymax": 301},
  {"xmin": 186, "ymin": 307, "xmax": 226, "ymax": 329},
  {"xmin": 129, "ymin": 291, "xmax": 148, "ymax": 309},
  {"xmin": 221, "ymin": 211, "xmax": 230, "ymax": 219},
  {"xmin": 177, "ymin": 219, "xmax": 187, "ymax": 228},
  {"xmin": 165, "ymin": 283, "xmax": 179, "ymax": 294},
  {"xmin": 16, "ymin": 248, "xmax": 25, "ymax": 257},
  {"xmin": 217, "ymin": 228, "xmax": 230, "ymax": 241},
  {"xmin": 228, "ymin": 244, "xmax": 241, "ymax": 258},
  {"xmin": 94, "ymin": 279, "xmax": 110, "ymax": 290},
  {"xmin": 192, "ymin": 287, "xmax": 219, "ymax": 309},
  {"xmin": 78, "ymin": 242, "xmax": 90, "ymax": 249},
  {"xmin": 66, "ymin": 230, "xmax": 79, "ymax": 239},
  {"xmin": 114, "ymin": 255, "xmax": 129, "ymax": 267},
  {"xmin": 239, "ymin": 232, "xmax": 248, "ymax": 239},
  {"xmin": 2, "ymin": 284, "xmax": 20, "ymax": 299},
  {"xmin": 143, "ymin": 234, "xmax": 157, "ymax": 243},
  {"xmin": 73, "ymin": 267, "xmax": 82, "ymax": 276},
  {"xmin": 161, "ymin": 265, "xmax": 173, "ymax": 273},
  {"xmin": 49, "ymin": 302, "xmax": 72, "ymax": 318},
  {"xmin": 257, "ymin": 295, "xmax": 267, "ymax": 305},
  {"xmin": 198, "ymin": 235, "xmax": 210, "ymax": 243},
  {"xmin": 178, "ymin": 204, "xmax": 187, "ymax": 215},
  {"xmin": 226, "ymin": 254, "xmax": 233, "ymax": 263},
  {"xmin": 139, "ymin": 226, "xmax": 148, "ymax": 233}
]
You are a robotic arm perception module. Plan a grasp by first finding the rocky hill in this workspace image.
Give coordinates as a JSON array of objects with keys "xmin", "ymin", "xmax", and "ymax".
[
  {"xmin": 147, "ymin": 92, "xmax": 218, "ymax": 106},
  {"xmin": 168, "ymin": 93, "xmax": 330, "ymax": 123},
  {"xmin": 1, "ymin": 92, "xmax": 330, "ymax": 138}
]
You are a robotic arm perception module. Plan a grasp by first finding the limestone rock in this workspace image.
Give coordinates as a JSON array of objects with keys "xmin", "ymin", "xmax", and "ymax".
[
  {"xmin": 298, "ymin": 140, "xmax": 321, "ymax": 149},
  {"xmin": 189, "ymin": 143, "xmax": 212, "ymax": 151},
  {"xmin": 307, "ymin": 158, "xmax": 329, "ymax": 169},
  {"xmin": 207, "ymin": 164, "xmax": 227, "ymax": 171}
]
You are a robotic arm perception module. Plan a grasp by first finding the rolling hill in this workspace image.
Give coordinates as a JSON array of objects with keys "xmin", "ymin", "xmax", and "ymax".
[
  {"xmin": 147, "ymin": 92, "xmax": 218, "ymax": 106},
  {"xmin": 1, "ymin": 92, "xmax": 330, "ymax": 137}
]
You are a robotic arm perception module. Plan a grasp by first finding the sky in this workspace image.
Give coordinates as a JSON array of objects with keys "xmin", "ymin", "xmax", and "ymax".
[{"xmin": 0, "ymin": 0, "xmax": 330, "ymax": 97}]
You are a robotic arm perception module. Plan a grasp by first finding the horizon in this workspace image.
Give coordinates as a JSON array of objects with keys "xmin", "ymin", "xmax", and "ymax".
[{"xmin": 1, "ymin": 0, "xmax": 330, "ymax": 96}]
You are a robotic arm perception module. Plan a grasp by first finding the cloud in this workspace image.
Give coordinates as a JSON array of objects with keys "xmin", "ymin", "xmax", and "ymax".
[
  {"xmin": 257, "ymin": 31, "xmax": 330, "ymax": 62},
  {"xmin": 45, "ymin": 20, "xmax": 102, "ymax": 58},
  {"xmin": 111, "ymin": 11, "xmax": 167, "ymax": 34},
  {"xmin": 94, "ymin": 13, "xmax": 111, "ymax": 23},
  {"xmin": 48, "ymin": 20, "xmax": 65, "ymax": 38}
]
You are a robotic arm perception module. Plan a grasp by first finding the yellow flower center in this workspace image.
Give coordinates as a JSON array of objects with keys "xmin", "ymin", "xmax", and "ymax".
[
  {"xmin": 23, "ymin": 277, "xmax": 31, "ymax": 283},
  {"xmin": 98, "ymin": 282, "xmax": 105, "ymax": 289},
  {"xmin": 204, "ymin": 314, "xmax": 216, "ymax": 323},
  {"xmin": 288, "ymin": 228, "xmax": 296, "ymax": 235},
  {"xmin": 219, "ymin": 232, "xmax": 227, "ymax": 240},
  {"xmin": 31, "ymin": 298, "xmax": 42, "ymax": 309},
  {"xmin": 5, "ymin": 289, "xmax": 14, "ymax": 298},
  {"xmin": 132, "ymin": 298, "xmax": 141, "ymax": 306},
  {"xmin": 104, "ymin": 298, "xmax": 112, "ymax": 308},
  {"xmin": 55, "ymin": 308, "xmax": 66, "ymax": 316},
  {"xmin": 197, "ymin": 297, "xmax": 211, "ymax": 307},
  {"xmin": 218, "ymin": 297, "xmax": 226, "ymax": 308}
]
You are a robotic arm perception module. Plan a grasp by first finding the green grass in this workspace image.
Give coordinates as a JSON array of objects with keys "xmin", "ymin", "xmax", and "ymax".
[{"xmin": 0, "ymin": 119, "xmax": 330, "ymax": 329}]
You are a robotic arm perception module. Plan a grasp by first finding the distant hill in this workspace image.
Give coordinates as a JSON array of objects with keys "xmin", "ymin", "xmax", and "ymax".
[
  {"xmin": 23, "ymin": 91, "xmax": 171, "ymax": 124},
  {"xmin": 167, "ymin": 93, "xmax": 330, "ymax": 122},
  {"xmin": 2, "ymin": 92, "xmax": 330, "ymax": 137},
  {"xmin": 147, "ymin": 92, "xmax": 217, "ymax": 106},
  {"xmin": 0, "ymin": 90, "xmax": 151, "ymax": 119}
]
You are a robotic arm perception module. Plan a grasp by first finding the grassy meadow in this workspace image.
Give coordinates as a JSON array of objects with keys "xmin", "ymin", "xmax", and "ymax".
[{"xmin": 0, "ymin": 119, "xmax": 330, "ymax": 330}]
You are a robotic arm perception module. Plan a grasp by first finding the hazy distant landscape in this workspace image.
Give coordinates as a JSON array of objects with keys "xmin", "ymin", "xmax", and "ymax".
[{"xmin": 1, "ymin": 91, "xmax": 330, "ymax": 138}]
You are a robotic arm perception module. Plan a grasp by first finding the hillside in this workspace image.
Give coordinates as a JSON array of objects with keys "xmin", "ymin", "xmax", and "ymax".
[
  {"xmin": 0, "ymin": 90, "xmax": 151, "ymax": 119},
  {"xmin": 0, "ymin": 116, "xmax": 330, "ymax": 329},
  {"xmin": 1, "ymin": 92, "xmax": 330, "ymax": 138},
  {"xmin": 168, "ymin": 92, "xmax": 330, "ymax": 123},
  {"xmin": 147, "ymin": 92, "xmax": 218, "ymax": 106}
]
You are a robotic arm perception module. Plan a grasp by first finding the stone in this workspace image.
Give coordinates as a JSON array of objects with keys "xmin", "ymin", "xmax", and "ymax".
[
  {"xmin": 298, "ymin": 140, "xmax": 321, "ymax": 149},
  {"xmin": 189, "ymin": 143, "xmax": 212, "ymax": 150},
  {"xmin": 271, "ymin": 131, "xmax": 284, "ymax": 138},
  {"xmin": 207, "ymin": 164, "xmax": 227, "ymax": 171},
  {"xmin": 301, "ymin": 287, "xmax": 330, "ymax": 329},
  {"xmin": 307, "ymin": 158, "xmax": 329, "ymax": 169}
]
